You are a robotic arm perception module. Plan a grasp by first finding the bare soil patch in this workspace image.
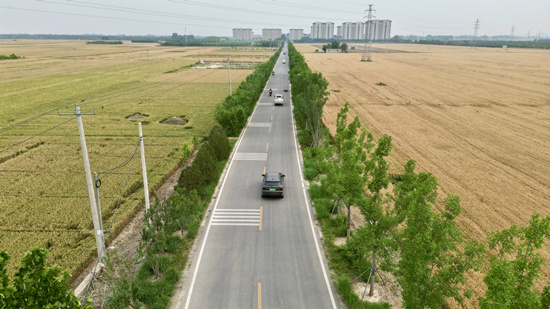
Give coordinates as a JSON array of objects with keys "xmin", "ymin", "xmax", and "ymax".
[{"xmin": 162, "ymin": 116, "xmax": 187, "ymax": 125}]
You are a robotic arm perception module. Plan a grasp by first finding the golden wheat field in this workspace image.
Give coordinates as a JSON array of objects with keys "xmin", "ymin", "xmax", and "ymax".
[
  {"xmin": 0, "ymin": 40, "xmax": 256, "ymax": 278},
  {"xmin": 296, "ymin": 43, "xmax": 550, "ymax": 307}
]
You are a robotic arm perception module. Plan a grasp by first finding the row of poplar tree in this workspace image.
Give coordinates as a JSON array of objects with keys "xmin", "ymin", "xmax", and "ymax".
[{"xmin": 287, "ymin": 41, "xmax": 550, "ymax": 309}]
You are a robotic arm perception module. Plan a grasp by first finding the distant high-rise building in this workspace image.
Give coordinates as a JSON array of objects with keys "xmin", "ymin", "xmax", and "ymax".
[
  {"xmin": 262, "ymin": 28, "xmax": 282, "ymax": 40},
  {"xmin": 336, "ymin": 26, "xmax": 342, "ymax": 39},
  {"xmin": 341, "ymin": 22, "xmax": 365, "ymax": 40},
  {"xmin": 233, "ymin": 28, "xmax": 253, "ymax": 41},
  {"xmin": 311, "ymin": 22, "xmax": 334, "ymax": 39},
  {"xmin": 289, "ymin": 29, "xmax": 304, "ymax": 41},
  {"xmin": 365, "ymin": 20, "xmax": 392, "ymax": 40}
]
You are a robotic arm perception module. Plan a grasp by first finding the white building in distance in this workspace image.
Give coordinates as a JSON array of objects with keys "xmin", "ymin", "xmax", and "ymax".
[
  {"xmin": 311, "ymin": 22, "xmax": 335, "ymax": 39},
  {"xmin": 289, "ymin": 29, "xmax": 304, "ymax": 41},
  {"xmin": 365, "ymin": 20, "xmax": 392, "ymax": 40},
  {"xmin": 262, "ymin": 28, "xmax": 282, "ymax": 40},
  {"xmin": 340, "ymin": 22, "xmax": 365, "ymax": 40},
  {"xmin": 233, "ymin": 28, "xmax": 253, "ymax": 41}
]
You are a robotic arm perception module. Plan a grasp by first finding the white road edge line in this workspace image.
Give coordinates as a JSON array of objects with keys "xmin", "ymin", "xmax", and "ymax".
[
  {"xmin": 183, "ymin": 76, "xmax": 266, "ymax": 309},
  {"xmin": 290, "ymin": 84, "xmax": 339, "ymax": 308}
]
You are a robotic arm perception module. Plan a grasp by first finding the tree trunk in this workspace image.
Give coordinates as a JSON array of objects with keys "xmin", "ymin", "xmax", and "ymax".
[{"xmin": 369, "ymin": 248, "xmax": 376, "ymax": 296}]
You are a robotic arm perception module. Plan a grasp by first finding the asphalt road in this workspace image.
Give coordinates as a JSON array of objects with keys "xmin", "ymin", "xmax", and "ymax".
[{"xmin": 171, "ymin": 43, "xmax": 339, "ymax": 309}]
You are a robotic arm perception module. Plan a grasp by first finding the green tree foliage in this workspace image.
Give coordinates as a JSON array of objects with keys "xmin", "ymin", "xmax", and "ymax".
[
  {"xmin": 208, "ymin": 126, "xmax": 231, "ymax": 161},
  {"xmin": 0, "ymin": 53, "xmax": 21, "ymax": 60},
  {"xmin": 397, "ymin": 160, "xmax": 484, "ymax": 308},
  {"xmin": 214, "ymin": 47, "xmax": 281, "ymax": 136},
  {"xmin": 359, "ymin": 134, "xmax": 397, "ymax": 296},
  {"xmin": 164, "ymin": 189, "xmax": 202, "ymax": 235},
  {"xmin": 178, "ymin": 142, "xmax": 219, "ymax": 193},
  {"xmin": 319, "ymin": 104, "xmax": 372, "ymax": 231},
  {"xmin": 194, "ymin": 142, "xmax": 218, "ymax": 185},
  {"xmin": 288, "ymin": 43, "xmax": 329, "ymax": 148},
  {"xmin": 178, "ymin": 164, "xmax": 204, "ymax": 193},
  {"xmin": 139, "ymin": 201, "xmax": 170, "ymax": 276},
  {"xmin": 0, "ymin": 247, "xmax": 92, "ymax": 308},
  {"xmin": 102, "ymin": 250, "xmax": 140, "ymax": 308},
  {"xmin": 341, "ymin": 43, "xmax": 349, "ymax": 52},
  {"xmin": 479, "ymin": 213, "xmax": 550, "ymax": 309}
]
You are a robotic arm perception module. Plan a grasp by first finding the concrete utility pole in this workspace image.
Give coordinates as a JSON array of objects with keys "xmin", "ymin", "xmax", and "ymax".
[
  {"xmin": 363, "ymin": 4, "xmax": 375, "ymax": 61},
  {"xmin": 58, "ymin": 104, "xmax": 104, "ymax": 260},
  {"xmin": 473, "ymin": 19, "xmax": 480, "ymax": 48},
  {"xmin": 227, "ymin": 57, "xmax": 232, "ymax": 95},
  {"xmin": 92, "ymin": 172, "xmax": 104, "ymax": 242},
  {"xmin": 138, "ymin": 123, "xmax": 150, "ymax": 216}
]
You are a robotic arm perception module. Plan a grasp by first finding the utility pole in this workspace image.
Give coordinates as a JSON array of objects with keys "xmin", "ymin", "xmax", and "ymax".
[
  {"xmin": 227, "ymin": 57, "xmax": 232, "ymax": 95},
  {"xmin": 363, "ymin": 4, "xmax": 375, "ymax": 62},
  {"xmin": 511, "ymin": 26, "xmax": 515, "ymax": 38},
  {"xmin": 473, "ymin": 19, "xmax": 480, "ymax": 49},
  {"xmin": 92, "ymin": 172, "xmax": 104, "ymax": 244},
  {"xmin": 138, "ymin": 123, "xmax": 150, "ymax": 216},
  {"xmin": 58, "ymin": 104, "xmax": 104, "ymax": 260}
]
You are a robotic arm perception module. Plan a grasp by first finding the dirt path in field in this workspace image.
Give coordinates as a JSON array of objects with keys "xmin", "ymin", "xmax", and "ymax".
[{"xmin": 297, "ymin": 43, "xmax": 550, "ymax": 307}]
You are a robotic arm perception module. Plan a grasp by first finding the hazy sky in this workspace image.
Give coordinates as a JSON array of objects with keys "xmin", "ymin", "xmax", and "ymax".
[{"xmin": 1, "ymin": 0, "xmax": 549, "ymax": 37}]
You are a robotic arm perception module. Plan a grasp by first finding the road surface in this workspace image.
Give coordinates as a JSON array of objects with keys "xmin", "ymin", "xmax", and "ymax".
[{"xmin": 171, "ymin": 43, "xmax": 339, "ymax": 309}]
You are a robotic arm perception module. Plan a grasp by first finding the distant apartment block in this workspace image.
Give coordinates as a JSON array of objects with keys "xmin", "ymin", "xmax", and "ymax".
[
  {"xmin": 365, "ymin": 20, "xmax": 392, "ymax": 40},
  {"xmin": 233, "ymin": 28, "xmax": 253, "ymax": 41},
  {"xmin": 262, "ymin": 28, "xmax": 282, "ymax": 40},
  {"xmin": 340, "ymin": 22, "xmax": 365, "ymax": 40},
  {"xmin": 311, "ymin": 22, "xmax": 334, "ymax": 39},
  {"xmin": 289, "ymin": 29, "xmax": 304, "ymax": 41}
]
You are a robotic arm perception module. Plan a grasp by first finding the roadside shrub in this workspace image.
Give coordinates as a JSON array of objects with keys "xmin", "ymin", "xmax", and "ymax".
[
  {"xmin": 304, "ymin": 160, "xmax": 320, "ymax": 181},
  {"xmin": 194, "ymin": 142, "xmax": 218, "ymax": 185},
  {"xmin": 178, "ymin": 165, "xmax": 204, "ymax": 193},
  {"xmin": 309, "ymin": 183, "xmax": 323, "ymax": 199},
  {"xmin": 208, "ymin": 125, "xmax": 230, "ymax": 161},
  {"xmin": 215, "ymin": 47, "xmax": 282, "ymax": 136},
  {"xmin": 313, "ymin": 198, "xmax": 332, "ymax": 220}
]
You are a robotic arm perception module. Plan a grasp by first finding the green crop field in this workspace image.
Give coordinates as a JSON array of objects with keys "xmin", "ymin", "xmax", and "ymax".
[{"xmin": 0, "ymin": 40, "xmax": 256, "ymax": 278}]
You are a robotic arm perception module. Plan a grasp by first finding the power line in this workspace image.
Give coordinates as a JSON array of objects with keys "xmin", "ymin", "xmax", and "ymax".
[
  {"xmin": 258, "ymin": 0, "xmax": 357, "ymax": 14},
  {"xmin": 0, "ymin": 5, "xmax": 227, "ymax": 29},
  {"xmin": 35, "ymin": 0, "xmax": 307, "ymax": 27},
  {"xmin": 168, "ymin": 0, "xmax": 337, "ymax": 20},
  {"xmin": 0, "ymin": 104, "xmax": 71, "ymax": 134},
  {"xmin": 80, "ymin": 141, "xmax": 140, "ymax": 308},
  {"xmin": 0, "ymin": 117, "xmax": 75, "ymax": 154},
  {"xmin": 97, "ymin": 138, "xmax": 141, "ymax": 180}
]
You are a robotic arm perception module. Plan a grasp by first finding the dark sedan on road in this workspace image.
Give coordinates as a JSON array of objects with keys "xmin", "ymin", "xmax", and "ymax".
[{"xmin": 261, "ymin": 172, "xmax": 285, "ymax": 198}]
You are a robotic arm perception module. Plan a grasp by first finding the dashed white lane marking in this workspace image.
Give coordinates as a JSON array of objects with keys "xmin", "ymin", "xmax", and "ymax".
[
  {"xmin": 233, "ymin": 153, "xmax": 268, "ymax": 161},
  {"xmin": 211, "ymin": 209, "xmax": 261, "ymax": 226},
  {"xmin": 248, "ymin": 123, "xmax": 271, "ymax": 127}
]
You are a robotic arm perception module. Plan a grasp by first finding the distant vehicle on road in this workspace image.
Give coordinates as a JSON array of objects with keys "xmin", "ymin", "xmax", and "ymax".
[
  {"xmin": 272, "ymin": 71, "xmax": 275, "ymax": 76},
  {"xmin": 269, "ymin": 89, "xmax": 272, "ymax": 96},
  {"xmin": 274, "ymin": 94, "xmax": 283, "ymax": 105},
  {"xmin": 283, "ymin": 86, "xmax": 288, "ymax": 92},
  {"xmin": 282, "ymin": 59, "xmax": 286, "ymax": 64},
  {"xmin": 261, "ymin": 172, "xmax": 285, "ymax": 198}
]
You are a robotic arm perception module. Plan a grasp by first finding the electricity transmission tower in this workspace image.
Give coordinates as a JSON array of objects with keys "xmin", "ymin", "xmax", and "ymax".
[
  {"xmin": 511, "ymin": 26, "xmax": 515, "ymax": 38},
  {"xmin": 362, "ymin": 4, "xmax": 375, "ymax": 62},
  {"xmin": 473, "ymin": 19, "xmax": 480, "ymax": 48}
]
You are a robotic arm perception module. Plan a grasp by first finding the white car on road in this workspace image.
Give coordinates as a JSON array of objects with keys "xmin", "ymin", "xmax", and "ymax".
[{"xmin": 274, "ymin": 94, "xmax": 284, "ymax": 105}]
